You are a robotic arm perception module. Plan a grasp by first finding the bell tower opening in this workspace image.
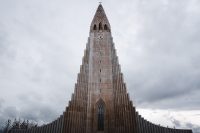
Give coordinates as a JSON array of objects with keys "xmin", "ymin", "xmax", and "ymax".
[
  {"xmin": 93, "ymin": 24, "xmax": 97, "ymax": 30},
  {"xmin": 104, "ymin": 24, "xmax": 108, "ymax": 30},
  {"xmin": 99, "ymin": 22, "xmax": 103, "ymax": 30}
]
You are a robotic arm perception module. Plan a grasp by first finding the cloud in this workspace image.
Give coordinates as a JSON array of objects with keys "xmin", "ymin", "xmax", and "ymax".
[
  {"xmin": 172, "ymin": 118, "xmax": 181, "ymax": 128},
  {"xmin": 188, "ymin": 124, "xmax": 200, "ymax": 133},
  {"xmin": 115, "ymin": 0, "xmax": 200, "ymax": 110},
  {"xmin": 0, "ymin": 93, "xmax": 58, "ymax": 126},
  {"xmin": 170, "ymin": 118, "xmax": 200, "ymax": 133},
  {"xmin": 0, "ymin": 0, "xmax": 200, "ymax": 129},
  {"xmin": 3, "ymin": 106, "xmax": 18, "ymax": 119},
  {"xmin": 0, "ymin": 99, "xmax": 4, "ymax": 109},
  {"xmin": 138, "ymin": 108, "xmax": 200, "ymax": 133}
]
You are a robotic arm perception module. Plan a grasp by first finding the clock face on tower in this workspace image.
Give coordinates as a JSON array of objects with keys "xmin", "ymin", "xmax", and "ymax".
[{"xmin": 97, "ymin": 33, "xmax": 103, "ymax": 40}]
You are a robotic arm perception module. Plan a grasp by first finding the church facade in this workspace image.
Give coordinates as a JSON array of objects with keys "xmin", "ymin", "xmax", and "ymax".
[{"xmin": 10, "ymin": 4, "xmax": 193, "ymax": 133}]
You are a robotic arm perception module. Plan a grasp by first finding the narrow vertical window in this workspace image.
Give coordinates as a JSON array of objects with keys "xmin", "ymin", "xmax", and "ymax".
[
  {"xmin": 104, "ymin": 24, "xmax": 108, "ymax": 30},
  {"xmin": 99, "ymin": 22, "xmax": 103, "ymax": 30},
  {"xmin": 93, "ymin": 24, "xmax": 97, "ymax": 30},
  {"xmin": 98, "ymin": 103, "xmax": 104, "ymax": 131}
]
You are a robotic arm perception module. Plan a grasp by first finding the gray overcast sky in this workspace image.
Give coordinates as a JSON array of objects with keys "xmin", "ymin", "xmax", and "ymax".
[{"xmin": 0, "ymin": 0, "xmax": 200, "ymax": 132}]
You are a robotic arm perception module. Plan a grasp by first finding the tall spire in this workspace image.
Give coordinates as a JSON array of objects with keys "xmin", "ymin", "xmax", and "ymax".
[{"xmin": 90, "ymin": 4, "xmax": 111, "ymax": 32}]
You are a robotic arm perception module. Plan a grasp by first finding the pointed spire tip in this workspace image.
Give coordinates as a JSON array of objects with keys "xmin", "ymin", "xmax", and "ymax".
[{"xmin": 90, "ymin": 3, "xmax": 111, "ymax": 32}]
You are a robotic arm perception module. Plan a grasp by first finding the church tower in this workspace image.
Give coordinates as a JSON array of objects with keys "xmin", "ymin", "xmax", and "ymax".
[
  {"xmin": 9, "ymin": 4, "xmax": 193, "ymax": 133},
  {"xmin": 62, "ymin": 4, "xmax": 137, "ymax": 133}
]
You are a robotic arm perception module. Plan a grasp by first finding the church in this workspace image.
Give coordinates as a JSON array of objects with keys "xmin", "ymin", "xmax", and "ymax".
[{"xmin": 9, "ymin": 4, "xmax": 193, "ymax": 133}]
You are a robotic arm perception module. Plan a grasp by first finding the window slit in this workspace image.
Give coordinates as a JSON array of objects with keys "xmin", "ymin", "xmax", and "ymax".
[
  {"xmin": 98, "ymin": 104, "xmax": 104, "ymax": 131},
  {"xmin": 93, "ymin": 24, "xmax": 97, "ymax": 30}
]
